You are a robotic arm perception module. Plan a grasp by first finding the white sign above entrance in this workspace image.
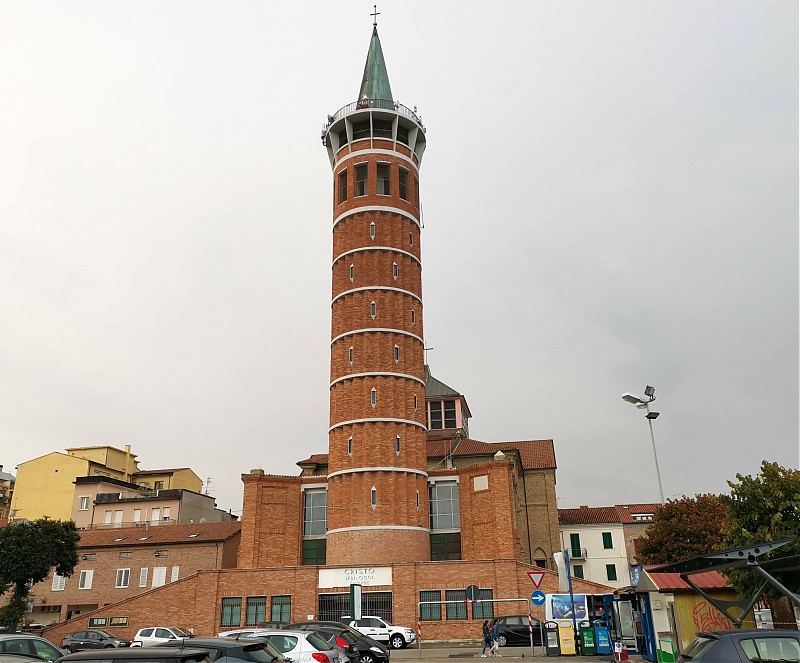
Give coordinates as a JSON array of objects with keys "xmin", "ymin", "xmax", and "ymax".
[{"xmin": 318, "ymin": 567, "xmax": 392, "ymax": 588}]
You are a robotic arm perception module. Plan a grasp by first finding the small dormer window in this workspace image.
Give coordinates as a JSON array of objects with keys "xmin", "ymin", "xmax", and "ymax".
[
  {"xmin": 392, "ymin": 262, "xmax": 398, "ymax": 280},
  {"xmin": 349, "ymin": 264, "xmax": 354, "ymax": 282},
  {"xmin": 369, "ymin": 221, "xmax": 376, "ymax": 240},
  {"xmin": 371, "ymin": 388, "xmax": 377, "ymax": 407},
  {"xmin": 370, "ymin": 301, "xmax": 377, "ymax": 319},
  {"xmin": 428, "ymin": 399, "xmax": 457, "ymax": 430}
]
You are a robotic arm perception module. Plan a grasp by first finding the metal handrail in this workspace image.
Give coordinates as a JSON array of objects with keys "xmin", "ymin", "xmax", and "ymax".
[{"xmin": 326, "ymin": 99, "xmax": 425, "ymax": 132}]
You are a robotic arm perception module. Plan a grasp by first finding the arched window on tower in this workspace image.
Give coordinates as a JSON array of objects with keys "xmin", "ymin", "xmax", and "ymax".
[
  {"xmin": 370, "ymin": 301, "xmax": 377, "ymax": 319},
  {"xmin": 411, "ymin": 309, "xmax": 416, "ymax": 325},
  {"xmin": 416, "ymin": 490, "xmax": 420, "ymax": 509},
  {"xmin": 370, "ymin": 388, "xmax": 377, "ymax": 407},
  {"xmin": 349, "ymin": 264, "xmax": 354, "ymax": 282},
  {"xmin": 392, "ymin": 262, "xmax": 398, "ymax": 280},
  {"xmin": 394, "ymin": 345, "xmax": 400, "ymax": 363},
  {"xmin": 371, "ymin": 486, "xmax": 377, "ymax": 509},
  {"xmin": 413, "ymin": 394, "xmax": 418, "ymax": 411},
  {"xmin": 347, "ymin": 437, "xmax": 352, "ymax": 455},
  {"xmin": 348, "ymin": 346, "xmax": 354, "ymax": 365},
  {"xmin": 370, "ymin": 222, "xmax": 376, "ymax": 241},
  {"xmin": 409, "ymin": 232, "xmax": 413, "ymax": 247},
  {"xmin": 396, "ymin": 435, "xmax": 401, "ymax": 454}
]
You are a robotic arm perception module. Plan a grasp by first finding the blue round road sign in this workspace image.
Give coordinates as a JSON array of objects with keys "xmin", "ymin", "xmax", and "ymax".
[{"xmin": 531, "ymin": 590, "xmax": 546, "ymax": 606}]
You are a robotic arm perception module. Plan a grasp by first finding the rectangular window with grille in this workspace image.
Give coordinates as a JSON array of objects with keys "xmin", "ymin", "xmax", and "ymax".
[
  {"xmin": 338, "ymin": 170, "xmax": 347, "ymax": 204},
  {"xmin": 221, "ymin": 597, "xmax": 242, "ymax": 628},
  {"xmin": 115, "ymin": 569, "xmax": 130, "ymax": 588},
  {"xmin": 377, "ymin": 163, "xmax": 390, "ymax": 195},
  {"xmin": 271, "ymin": 595, "xmax": 291, "ymax": 623},
  {"xmin": 444, "ymin": 400, "xmax": 457, "ymax": 429},
  {"xmin": 429, "ymin": 481, "xmax": 460, "ymax": 531},
  {"xmin": 473, "ymin": 589, "xmax": 494, "ymax": 620},
  {"xmin": 51, "ymin": 575, "xmax": 66, "ymax": 591},
  {"xmin": 355, "ymin": 164, "xmax": 368, "ymax": 196},
  {"xmin": 301, "ymin": 539, "xmax": 327, "ymax": 566},
  {"xmin": 303, "ymin": 490, "xmax": 327, "ymax": 536},
  {"xmin": 139, "ymin": 567, "xmax": 148, "ymax": 587},
  {"xmin": 445, "ymin": 589, "xmax": 467, "ymax": 620},
  {"xmin": 399, "ymin": 168, "xmax": 409, "ymax": 200},
  {"xmin": 429, "ymin": 402, "xmax": 443, "ymax": 430},
  {"xmin": 420, "ymin": 590, "xmax": 441, "ymax": 621},
  {"xmin": 246, "ymin": 596, "xmax": 267, "ymax": 626},
  {"xmin": 430, "ymin": 532, "xmax": 462, "ymax": 561}
]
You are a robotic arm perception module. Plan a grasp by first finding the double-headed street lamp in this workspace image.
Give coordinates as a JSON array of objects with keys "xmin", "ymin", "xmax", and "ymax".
[{"xmin": 621, "ymin": 385, "xmax": 665, "ymax": 504}]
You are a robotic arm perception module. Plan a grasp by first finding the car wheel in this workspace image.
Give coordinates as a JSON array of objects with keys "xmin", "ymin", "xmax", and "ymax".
[
  {"xmin": 389, "ymin": 635, "xmax": 405, "ymax": 650},
  {"xmin": 104, "ymin": 645, "xmax": 115, "ymax": 649},
  {"xmin": 497, "ymin": 635, "xmax": 508, "ymax": 648},
  {"xmin": 360, "ymin": 655, "xmax": 374, "ymax": 663}
]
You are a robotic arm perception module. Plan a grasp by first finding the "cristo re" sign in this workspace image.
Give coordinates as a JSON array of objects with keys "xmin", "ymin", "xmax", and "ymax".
[{"xmin": 318, "ymin": 566, "xmax": 393, "ymax": 588}]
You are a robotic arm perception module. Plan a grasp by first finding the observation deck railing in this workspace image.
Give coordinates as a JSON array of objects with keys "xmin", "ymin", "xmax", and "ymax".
[{"xmin": 326, "ymin": 98, "xmax": 425, "ymax": 132}]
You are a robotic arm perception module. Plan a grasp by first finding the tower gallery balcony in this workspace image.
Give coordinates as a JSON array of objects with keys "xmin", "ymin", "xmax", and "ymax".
[{"xmin": 325, "ymin": 98, "xmax": 425, "ymax": 131}]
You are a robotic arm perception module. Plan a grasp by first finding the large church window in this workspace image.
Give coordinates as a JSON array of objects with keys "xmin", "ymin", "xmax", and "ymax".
[{"xmin": 429, "ymin": 481, "xmax": 460, "ymax": 531}]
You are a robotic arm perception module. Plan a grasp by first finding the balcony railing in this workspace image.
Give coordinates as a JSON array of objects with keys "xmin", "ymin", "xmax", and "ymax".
[
  {"xmin": 87, "ymin": 519, "xmax": 177, "ymax": 530},
  {"xmin": 568, "ymin": 547, "xmax": 588, "ymax": 559},
  {"xmin": 326, "ymin": 99, "xmax": 425, "ymax": 132}
]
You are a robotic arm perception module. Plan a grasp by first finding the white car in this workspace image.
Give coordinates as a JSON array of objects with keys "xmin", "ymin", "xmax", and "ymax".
[
  {"xmin": 131, "ymin": 627, "xmax": 194, "ymax": 647},
  {"xmin": 343, "ymin": 616, "xmax": 416, "ymax": 649},
  {"xmin": 232, "ymin": 630, "xmax": 343, "ymax": 663}
]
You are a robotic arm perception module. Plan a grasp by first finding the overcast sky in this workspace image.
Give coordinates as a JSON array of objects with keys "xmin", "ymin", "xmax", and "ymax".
[{"xmin": 1, "ymin": 1, "xmax": 797, "ymax": 516}]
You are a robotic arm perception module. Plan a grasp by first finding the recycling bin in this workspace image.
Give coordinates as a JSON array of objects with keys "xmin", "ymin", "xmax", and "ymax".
[
  {"xmin": 594, "ymin": 621, "xmax": 612, "ymax": 655},
  {"xmin": 579, "ymin": 621, "xmax": 596, "ymax": 655},
  {"xmin": 558, "ymin": 621, "xmax": 577, "ymax": 655},
  {"xmin": 544, "ymin": 621, "xmax": 561, "ymax": 656}
]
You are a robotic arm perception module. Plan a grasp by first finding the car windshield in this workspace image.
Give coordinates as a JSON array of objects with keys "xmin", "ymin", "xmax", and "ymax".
[
  {"xmin": 306, "ymin": 634, "xmax": 331, "ymax": 651},
  {"xmin": 234, "ymin": 643, "xmax": 288, "ymax": 663},
  {"xmin": 173, "ymin": 629, "xmax": 194, "ymax": 638},
  {"xmin": 683, "ymin": 636, "xmax": 718, "ymax": 660}
]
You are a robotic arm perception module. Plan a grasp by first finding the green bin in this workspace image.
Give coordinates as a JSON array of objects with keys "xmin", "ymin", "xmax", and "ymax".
[{"xmin": 579, "ymin": 621, "xmax": 596, "ymax": 656}]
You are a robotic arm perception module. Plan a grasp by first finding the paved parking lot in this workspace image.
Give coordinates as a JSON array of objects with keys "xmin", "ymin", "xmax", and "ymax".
[{"xmin": 391, "ymin": 644, "xmax": 619, "ymax": 662}]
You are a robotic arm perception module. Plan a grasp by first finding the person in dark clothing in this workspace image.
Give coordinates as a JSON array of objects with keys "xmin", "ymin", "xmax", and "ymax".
[{"xmin": 481, "ymin": 620, "xmax": 491, "ymax": 657}]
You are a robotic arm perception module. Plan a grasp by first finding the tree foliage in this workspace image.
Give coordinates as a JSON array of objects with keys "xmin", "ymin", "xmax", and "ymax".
[
  {"xmin": 637, "ymin": 494, "xmax": 727, "ymax": 565},
  {"xmin": 0, "ymin": 519, "xmax": 79, "ymax": 628},
  {"xmin": 721, "ymin": 461, "xmax": 800, "ymax": 625}
]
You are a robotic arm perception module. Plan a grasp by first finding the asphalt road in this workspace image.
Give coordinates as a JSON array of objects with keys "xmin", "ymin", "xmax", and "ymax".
[{"xmin": 391, "ymin": 644, "xmax": 620, "ymax": 662}]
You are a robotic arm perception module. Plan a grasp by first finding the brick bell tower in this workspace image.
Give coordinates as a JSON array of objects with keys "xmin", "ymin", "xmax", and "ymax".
[{"xmin": 322, "ymin": 20, "xmax": 429, "ymax": 565}]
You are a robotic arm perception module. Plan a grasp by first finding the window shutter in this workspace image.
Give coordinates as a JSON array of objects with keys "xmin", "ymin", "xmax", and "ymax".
[
  {"xmin": 170, "ymin": 566, "xmax": 180, "ymax": 582},
  {"xmin": 139, "ymin": 567, "xmax": 148, "ymax": 587}
]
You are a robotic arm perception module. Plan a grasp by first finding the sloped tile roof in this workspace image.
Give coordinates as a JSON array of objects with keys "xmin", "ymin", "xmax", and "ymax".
[
  {"xmin": 645, "ymin": 570, "xmax": 731, "ymax": 591},
  {"xmin": 615, "ymin": 503, "xmax": 663, "ymax": 524},
  {"xmin": 559, "ymin": 506, "xmax": 622, "ymax": 525},
  {"xmin": 77, "ymin": 522, "xmax": 241, "ymax": 548}
]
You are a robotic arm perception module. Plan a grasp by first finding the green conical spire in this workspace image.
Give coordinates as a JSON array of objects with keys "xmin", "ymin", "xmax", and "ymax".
[{"xmin": 358, "ymin": 25, "xmax": 393, "ymax": 103}]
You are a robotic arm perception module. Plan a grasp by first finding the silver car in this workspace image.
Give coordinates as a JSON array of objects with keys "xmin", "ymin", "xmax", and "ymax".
[{"xmin": 0, "ymin": 633, "xmax": 66, "ymax": 661}]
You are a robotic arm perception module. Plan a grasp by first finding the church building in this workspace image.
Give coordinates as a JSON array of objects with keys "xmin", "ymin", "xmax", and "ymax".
[{"xmin": 43, "ymin": 21, "xmax": 607, "ymax": 645}]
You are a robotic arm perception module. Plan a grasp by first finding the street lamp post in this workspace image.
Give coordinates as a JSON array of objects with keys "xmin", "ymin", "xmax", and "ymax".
[{"xmin": 621, "ymin": 385, "xmax": 665, "ymax": 504}]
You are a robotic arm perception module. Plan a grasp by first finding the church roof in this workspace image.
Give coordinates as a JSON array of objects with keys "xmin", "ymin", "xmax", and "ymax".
[
  {"xmin": 359, "ymin": 26, "xmax": 393, "ymax": 103},
  {"xmin": 297, "ymin": 439, "xmax": 556, "ymax": 471},
  {"xmin": 424, "ymin": 365, "xmax": 461, "ymax": 398}
]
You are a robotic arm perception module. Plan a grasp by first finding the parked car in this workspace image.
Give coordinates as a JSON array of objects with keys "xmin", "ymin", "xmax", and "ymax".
[
  {"xmin": 215, "ymin": 632, "xmax": 270, "ymax": 640},
  {"xmin": 291, "ymin": 627, "xmax": 358, "ymax": 663},
  {"xmin": 132, "ymin": 628, "xmax": 194, "ymax": 648},
  {"xmin": 287, "ymin": 622, "xmax": 389, "ymax": 663},
  {"xmin": 492, "ymin": 615, "xmax": 543, "ymax": 647},
  {"xmin": 0, "ymin": 634, "xmax": 66, "ymax": 661},
  {"xmin": 60, "ymin": 631, "xmax": 130, "ymax": 653},
  {"xmin": 0, "ymin": 655, "xmax": 46, "ymax": 663},
  {"xmin": 678, "ymin": 629, "xmax": 800, "ymax": 663},
  {"xmin": 256, "ymin": 624, "xmax": 288, "ymax": 631},
  {"xmin": 241, "ymin": 630, "xmax": 343, "ymax": 663},
  {"xmin": 341, "ymin": 617, "xmax": 415, "ymax": 650},
  {"xmin": 157, "ymin": 638, "xmax": 287, "ymax": 663},
  {"xmin": 56, "ymin": 647, "xmax": 211, "ymax": 663}
]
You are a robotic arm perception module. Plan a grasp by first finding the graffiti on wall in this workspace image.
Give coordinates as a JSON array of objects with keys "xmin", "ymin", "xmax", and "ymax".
[{"xmin": 692, "ymin": 601, "xmax": 732, "ymax": 632}]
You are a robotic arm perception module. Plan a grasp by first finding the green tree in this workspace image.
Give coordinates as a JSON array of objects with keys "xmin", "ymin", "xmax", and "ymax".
[
  {"xmin": 0, "ymin": 519, "xmax": 79, "ymax": 628},
  {"xmin": 722, "ymin": 461, "xmax": 800, "ymax": 629},
  {"xmin": 637, "ymin": 494, "xmax": 728, "ymax": 565}
]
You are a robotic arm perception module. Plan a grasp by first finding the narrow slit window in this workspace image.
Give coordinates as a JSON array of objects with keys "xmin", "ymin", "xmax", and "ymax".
[
  {"xmin": 392, "ymin": 262, "xmax": 398, "ymax": 280},
  {"xmin": 416, "ymin": 490, "xmax": 420, "ymax": 508},
  {"xmin": 349, "ymin": 264, "xmax": 354, "ymax": 282},
  {"xmin": 347, "ymin": 437, "xmax": 352, "ymax": 455},
  {"xmin": 409, "ymin": 232, "xmax": 413, "ymax": 247},
  {"xmin": 370, "ymin": 301, "xmax": 377, "ymax": 319},
  {"xmin": 395, "ymin": 435, "xmax": 401, "ymax": 454},
  {"xmin": 377, "ymin": 163, "xmax": 391, "ymax": 195},
  {"xmin": 338, "ymin": 169, "xmax": 347, "ymax": 204},
  {"xmin": 355, "ymin": 164, "xmax": 368, "ymax": 197},
  {"xmin": 371, "ymin": 388, "xmax": 377, "ymax": 407},
  {"xmin": 413, "ymin": 394, "xmax": 418, "ymax": 410},
  {"xmin": 394, "ymin": 345, "xmax": 400, "ymax": 362},
  {"xmin": 414, "ymin": 175, "xmax": 420, "ymax": 208},
  {"xmin": 399, "ymin": 168, "xmax": 409, "ymax": 201},
  {"xmin": 348, "ymin": 346, "xmax": 354, "ymax": 364},
  {"xmin": 369, "ymin": 221, "xmax": 376, "ymax": 240},
  {"xmin": 371, "ymin": 486, "xmax": 377, "ymax": 508},
  {"xmin": 411, "ymin": 309, "xmax": 416, "ymax": 324}
]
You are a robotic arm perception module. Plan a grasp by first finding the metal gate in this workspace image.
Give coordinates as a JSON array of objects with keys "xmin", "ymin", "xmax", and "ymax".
[{"xmin": 318, "ymin": 592, "xmax": 393, "ymax": 622}]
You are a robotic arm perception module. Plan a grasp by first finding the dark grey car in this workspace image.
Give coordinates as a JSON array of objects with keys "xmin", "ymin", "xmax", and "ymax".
[
  {"xmin": 0, "ymin": 634, "xmax": 66, "ymax": 661},
  {"xmin": 60, "ymin": 631, "xmax": 130, "ymax": 653},
  {"xmin": 157, "ymin": 638, "xmax": 286, "ymax": 663},
  {"xmin": 678, "ymin": 629, "xmax": 800, "ymax": 663}
]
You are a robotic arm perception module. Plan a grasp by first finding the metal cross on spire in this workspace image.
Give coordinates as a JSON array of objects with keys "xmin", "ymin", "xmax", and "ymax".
[{"xmin": 371, "ymin": 4, "xmax": 380, "ymax": 27}]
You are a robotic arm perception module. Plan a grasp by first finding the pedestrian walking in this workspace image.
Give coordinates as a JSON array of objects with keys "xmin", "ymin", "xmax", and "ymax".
[
  {"xmin": 490, "ymin": 618, "xmax": 501, "ymax": 657},
  {"xmin": 481, "ymin": 620, "xmax": 491, "ymax": 657}
]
